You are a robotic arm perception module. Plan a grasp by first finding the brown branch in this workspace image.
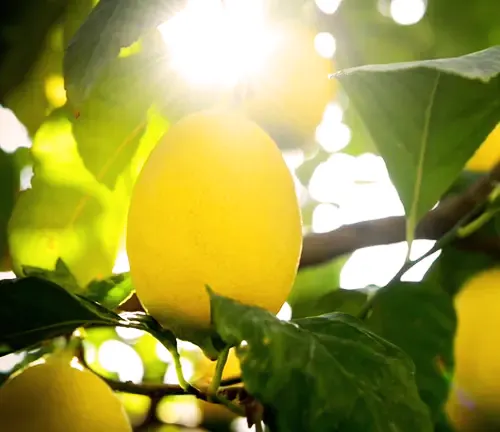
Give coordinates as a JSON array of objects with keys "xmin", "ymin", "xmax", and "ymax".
[{"xmin": 300, "ymin": 161, "xmax": 500, "ymax": 268}]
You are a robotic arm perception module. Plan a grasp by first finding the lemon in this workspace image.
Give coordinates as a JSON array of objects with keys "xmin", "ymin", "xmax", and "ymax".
[
  {"xmin": 446, "ymin": 268, "xmax": 500, "ymax": 428},
  {"xmin": 465, "ymin": 124, "xmax": 500, "ymax": 172},
  {"xmin": 0, "ymin": 353, "xmax": 132, "ymax": 432},
  {"xmin": 243, "ymin": 20, "xmax": 336, "ymax": 146},
  {"xmin": 127, "ymin": 110, "xmax": 302, "ymax": 344}
]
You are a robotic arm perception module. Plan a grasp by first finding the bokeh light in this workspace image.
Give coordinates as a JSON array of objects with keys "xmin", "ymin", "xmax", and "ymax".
[
  {"xmin": 157, "ymin": 395, "xmax": 202, "ymax": 428},
  {"xmin": 116, "ymin": 326, "xmax": 145, "ymax": 341},
  {"xmin": 390, "ymin": 0, "xmax": 426, "ymax": 25},
  {"xmin": 156, "ymin": 342, "xmax": 174, "ymax": 364},
  {"xmin": 315, "ymin": 0, "xmax": 342, "ymax": 15},
  {"xmin": 312, "ymin": 203, "xmax": 342, "ymax": 233},
  {"xmin": 19, "ymin": 165, "xmax": 34, "ymax": 190},
  {"xmin": 232, "ymin": 417, "xmax": 258, "ymax": 431},
  {"xmin": 0, "ymin": 106, "xmax": 31, "ymax": 154},
  {"xmin": 98, "ymin": 340, "xmax": 144, "ymax": 383},
  {"xmin": 164, "ymin": 358, "xmax": 195, "ymax": 384},
  {"xmin": 0, "ymin": 271, "xmax": 16, "ymax": 280},
  {"xmin": 113, "ymin": 248, "xmax": 130, "ymax": 274},
  {"xmin": 314, "ymin": 32, "xmax": 337, "ymax": 59},
  {"xmin": 0, "ymin": 352, "xmax": 26, "ymax": 374},
  {"xmin": 276, "ymin": 302, "xmax": 292, "ymax": 321},
  {"xmin": 340, "ymin": 240, "xmax": 441, "ymax": 289}
]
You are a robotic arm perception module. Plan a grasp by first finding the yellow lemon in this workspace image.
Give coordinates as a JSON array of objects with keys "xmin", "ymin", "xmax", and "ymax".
[
  {"xmin": 127, "ymin": 110, "xmax": 302, "ymax": 344},
  {"xmin": 243, "ymin": 20, "xmax": 336, "ymax": 146},
  {"xmin": 0, "ymin": 354, "xmax": 132, "ymax": 432},
  {"xmin": 446, "ymin": 268, "xmax": 500, "ymax": 428},
  {"xmin": 466, "ymin": 124, "xmax": 500, "ymax": 172}
]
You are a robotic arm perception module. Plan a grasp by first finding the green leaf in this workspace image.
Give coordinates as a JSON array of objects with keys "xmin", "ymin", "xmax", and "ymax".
[
  {"xmin": 22, "ymin": 259, "xmax": 134, "ymax": 309},
  {"xmin": 0, "ymin": 276, "xmax": 122, "ymax": 356},
  {"xmin": 425, "ymin": 246, "xmax": 498, "ymax": 297},
  {"xmin": 71, "ymin": 54, "xmax": 167, "ymax": 189},
  {"xmin": 86, "ymin": 273, "xmax": 134, "ymax": 309},
  {"xmin": 7, "ymin": 109, "xmax": 129, "ymax": 286},
  {"xmin": 291, "ymin": 288, "xmax": 368, "ymax": 319},
  {"xmin": 64, "ymin": 0, "xmax": 170, "ymax": 104},
  {"xmin": 120, "ymin": 311, "xmax": 178, "ymax": 350},
  {"xmin": 334, "ymin": 46, "xmax": 500, "ymax": 240},
  {"xmin": 342, "ymin": 104, "xmax": 378, "ymax": 157},
  {"xmin": 22, "ymin": 258, "xmax": 80, "ymax": 294},
  {"xmin": 365, "ymin": 281, "xmax": 457, "ymax": 421},
  {"xmin": 287, "ymin": 256, "xmax": 347, "ymax": 307},
  {"xmin": 210, "ymin": 292, "xmax": 433, "ymax": 432}
]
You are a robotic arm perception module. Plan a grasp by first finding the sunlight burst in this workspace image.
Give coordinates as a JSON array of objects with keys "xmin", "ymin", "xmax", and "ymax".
[{"xmin": 158, "ymin": 0, "xmax": 278, "ymax": 88}]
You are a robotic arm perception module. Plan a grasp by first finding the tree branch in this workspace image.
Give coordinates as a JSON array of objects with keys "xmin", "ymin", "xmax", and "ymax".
[{"xmin": 300, "ymin": 161, "xmax": 500, "ymax": 268}]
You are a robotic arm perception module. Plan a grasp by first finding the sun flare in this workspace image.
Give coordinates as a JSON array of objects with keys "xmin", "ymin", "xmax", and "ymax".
[{"xmin": 158, "ymin": 0, "xmax": 279, "ymax": 89}]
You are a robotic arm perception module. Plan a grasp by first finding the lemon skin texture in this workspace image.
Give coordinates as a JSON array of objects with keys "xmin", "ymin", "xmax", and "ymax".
[
  {"xmin": 127, "ymin": 110, "xmax": 302, "ymax": 343},
  {"xmin": 465, "ymin": 124, "xmax": 500, "ymax": 172},
  {"xmin": 446, "ymin": 269, "xmax": 500, "ymax": 428},
  {"xmin": 0, "ymin": 355, "xmax": 132, "ymax": 432},
  {"xmin": 242, "ymin": 21, "xmax": 336, "ymax": 147}
]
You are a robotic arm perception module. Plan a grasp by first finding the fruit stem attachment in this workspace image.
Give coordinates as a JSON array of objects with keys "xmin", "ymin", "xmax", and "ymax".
[
  {"xmin": 169, "ymin": 344, "xmax": 190, "ymax": 391},
  {"xmin": 255, "ymin": 421, "xmax": 264, "ymax": 432},
  {"xmin": 209, "ymin": 345, "xmax": 231, "ymax": 398}
]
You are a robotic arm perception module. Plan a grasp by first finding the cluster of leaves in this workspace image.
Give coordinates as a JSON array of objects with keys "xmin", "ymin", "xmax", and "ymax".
[{"xmin": 1, "ymin": 0, "xmax": 500, "ymax": 431}]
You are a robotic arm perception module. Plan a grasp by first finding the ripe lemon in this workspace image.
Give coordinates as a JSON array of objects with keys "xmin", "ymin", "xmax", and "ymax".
[
  {"xmin": 0, "ymin": 353, "xmax": 132, "ymax": 432},
  {"xmin": 127, "ymin": 110, "xmax": 302, "ymax": 344},
  {"xmin": 446, "ymin": 268, "xmax": 500, "ymax": 428},
  {"xmin": 242, "ymin": 20, "xmax": 336, "ymax": 147},
  {"xmin": 465, "ymin": 124, "xmax": 500, "ymax": 172}
]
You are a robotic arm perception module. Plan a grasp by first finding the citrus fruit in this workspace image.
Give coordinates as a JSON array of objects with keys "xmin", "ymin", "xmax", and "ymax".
[
  {"xmin": 446, "ymin": 268, "xmax": 500, "ymax": 428},
  {"xmin": 466, "ymin": 124, "xmax": 500, "ymax": 172},
  {"xmin": 127, "ymin": 110, "xmax": 302, "ymax": 343},
  {"xmin": 0, "ymin": 353, "xmax": 132, "ymax": 431},
  {"xmin": 242, "ymin": 20, "xmax": 336, "ymax": 147}
]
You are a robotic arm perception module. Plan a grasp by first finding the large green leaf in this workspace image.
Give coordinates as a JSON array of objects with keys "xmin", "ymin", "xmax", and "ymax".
[
  {"xmin": 71, "ymin": 54, "xmax": 167, "ymax": 189},
  {"xmin": 7, "ymin": 109, "xmax": 128, "ymax": 287},
  {"xmin": 64, "ymin": 0, "xmax": 171, "ymax": 104},
  {"xmin": 334, "ymin": 46, "xmax": 500, "ymax": 240},
  {"xmin": 210, "ymin": 291, "xmax": 433, "ymax": 432},
  {"xmin": 365, "ymin": 281, "xmax": 457, "ymax": 422},
  {"xmin": 0, "ymin": 276, "xmax": 122, "ymax": 356}
]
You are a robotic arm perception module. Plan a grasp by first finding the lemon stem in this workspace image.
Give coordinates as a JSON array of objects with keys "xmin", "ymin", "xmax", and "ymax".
[
  {"xmin": 169, "ymin": 346, "xmax": 190, "ymax": 391},
  {"xmin": 209, "ymin": 345, "xmax": 230, "ymax": 398}
]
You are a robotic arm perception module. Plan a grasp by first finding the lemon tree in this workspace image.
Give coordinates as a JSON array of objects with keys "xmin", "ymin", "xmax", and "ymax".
[
  {"xmin": 3, "ymin": 1, "xmax": 500, "ymax": 431},
  {"xmin": 0, "ymin": 352, "xmax": 132, "ymax": 432}
]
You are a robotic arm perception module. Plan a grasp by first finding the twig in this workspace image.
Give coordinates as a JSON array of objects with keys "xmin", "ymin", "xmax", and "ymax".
[{"xmin": 74, "ymin": 335, "xmax": 241, "ymax": 402}]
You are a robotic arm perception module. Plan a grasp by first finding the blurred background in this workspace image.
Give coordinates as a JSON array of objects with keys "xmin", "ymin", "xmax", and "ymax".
[{"xmin": 1, "ymin": 0, "xmax": 500, "ymax": 430}]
